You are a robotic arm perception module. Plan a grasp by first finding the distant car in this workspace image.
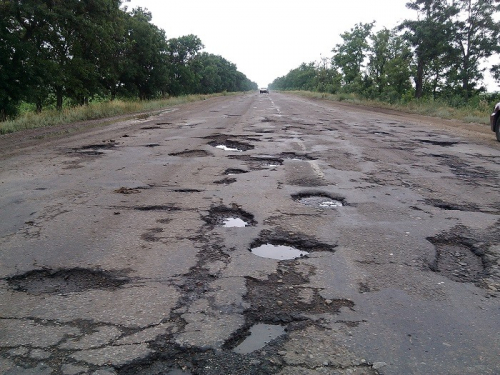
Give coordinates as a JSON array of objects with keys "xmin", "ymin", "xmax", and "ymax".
[
  {"xmin": 491, "ymin": 102, "xmax": 500, "ymax": 141},
  {"xmin": 260, "ymin": 88, "xmax": 269, "ymax": 94}
]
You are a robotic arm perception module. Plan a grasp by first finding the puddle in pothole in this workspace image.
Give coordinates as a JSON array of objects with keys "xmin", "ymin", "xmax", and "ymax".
[
  {"xmin": 233, "ymin": 324, "xmax": 285, "ymax": 354},
  {"xmin": 293, "ymin": 193, "xmax": 344, "ymax": 208},
  {"xmin": 223, "ymin": 217, "xmax": 248, "ymax": 227},
  {"xmin": 216, "ymin": 145, "xmax": 243, "ymax": 152},
  {"xmin": 251, "ymin": 244, "xmax": 309, "ymax": 260},
  {"xmin": 204, "ymin": 206, "xmax": 256, "ymax": 227}
]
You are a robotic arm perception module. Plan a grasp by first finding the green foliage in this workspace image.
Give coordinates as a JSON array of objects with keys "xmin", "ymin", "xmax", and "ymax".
[{"xmin": 0, "ymin": 1, "xmax": 257, "ymax": 122}]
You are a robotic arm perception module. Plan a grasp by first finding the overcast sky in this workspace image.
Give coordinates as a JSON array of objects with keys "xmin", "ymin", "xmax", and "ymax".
[{"xmin": 125, "ymin": 0, "xmax": 499, "ymax": 91}]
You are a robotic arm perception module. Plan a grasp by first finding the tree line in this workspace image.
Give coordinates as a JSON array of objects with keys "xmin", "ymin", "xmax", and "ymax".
[
  {"xmin": 0, "ymin": 0, "xmax": 257, "ymax": 120},
  {"xmin": 270, "ymin": 0, "xmax": 500, "ymax": 105}
]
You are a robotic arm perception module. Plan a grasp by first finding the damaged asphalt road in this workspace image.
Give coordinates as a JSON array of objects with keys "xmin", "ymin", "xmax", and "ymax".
[{"xmin": 0, "ymin": 92, "xmax": 499, "ymax": 374}]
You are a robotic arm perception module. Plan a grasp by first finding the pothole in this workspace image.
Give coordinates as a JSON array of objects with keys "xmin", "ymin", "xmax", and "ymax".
[
  {"xmin": 229, "ymin": 155, "xmax": 284, "ymax": 170},
  {"xmin": 6, "ymin": 268, "xmax": 130, "ymax": 295},
  {"xmin": 251, "ymin": 244, "xmax": 309, "ymax": 260},
  {"xmin": 133, "ymin": 205, "xmax": 180, "ymax": 212},
  {"xmin": 279, "ymin": 152, "xmax": 316, "ymax": 161},
  {"xmin": 115, "ymin": 187, "xmax": 142, "ymax": 194},
  {"xmin": 250, "ymin": 229, "xmax": 336, "ymax": 260},
  {"xmin": 224, "ymin": 168, "xmax": 248, "ymax": 175},
  {"xmin": 203, "ymin": 205, "xmax": 256, "ymax": 228},
  {"xmin": 425, "ymin": 198, "xmax": 479, "ymax": 212},
  {"xmin": 208, "ymin": 138, "xmax": 254, "ymax": 152},
  {"xmin": 214, "ymin": 177, "xmax": 237, "ymax": 185},
  {"xmin": 419, "ymin": 139, "xmax": 459, "ymax": 147},
  {"xmin": 233, "ymin": 324, "xmax": 286, "ymax": 354},
  {"xmin": 141, "ymin": 126, "xmax": 161, "ymax": 130},
  {"xmin": 292, "ymin": 192, "xmax": 345, "ymax": 208},
  {"xmin": 427, "ymin": 233, "xmax": 486, "ymax": 285},
  {"xmin": 242, "ymin": 262, "xmax": 352, "ymax": 324},
  {"xmin": 145, "ymin": 143, "xmax": 160, "ymax": 147},
  {"xmin": 169, "ymin": 150, "xmax": 211, "ymax": 158}
]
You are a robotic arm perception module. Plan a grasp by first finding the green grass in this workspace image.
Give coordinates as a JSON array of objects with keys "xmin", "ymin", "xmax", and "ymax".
[
  {"xmin": 285, "ymin": 91, "xmax": 492, "ymax": 125},
  {"xmin": 0, "ymin": 93, "xmax": 236, "ymax": 135}
]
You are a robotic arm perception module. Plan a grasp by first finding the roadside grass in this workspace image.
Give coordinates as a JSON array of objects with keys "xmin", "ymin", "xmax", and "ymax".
[
  {"xmin": 0, "ymin": 92, "xmax": 235, "ymax": 135},
  {"xmin": 286, "ymin": 91, "xmax": 492, "ymax": 125}
]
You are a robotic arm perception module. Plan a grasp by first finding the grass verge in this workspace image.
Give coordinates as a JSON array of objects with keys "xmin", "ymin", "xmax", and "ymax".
[
  {"xmin": 0, "ymin": 93, "xmax": 236, "ymax": 135},
  {"xmin": 285, "ymin": 91, "xmax": 492, "ymax": 125}
]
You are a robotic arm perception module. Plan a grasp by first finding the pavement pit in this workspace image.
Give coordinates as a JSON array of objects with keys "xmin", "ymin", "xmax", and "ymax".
[
  {"xmin": 223, "ymin": 217, "xmax": 248, "ymax": 227},
  {"xmin": 169, "ymin": 150, "xmax": 211, "ymax": 158},
  {"xmin": 204, "ymin": 205, "xmax": 256, "ymax": 228},
  {"xmin": 233, "ymin": 324, "xmax": 285, "ymax": 354},
  {"xmin": 7, "ymin": 268, "xmax": 130, "ymax": 295},
  {"xmin": 224, "ymin": 168, "xmax": 248, "ymax": 175},
  {"xmin": 251, "ymin": 244, "xmax": 309, "ymax": 260},
  {"xmin": 292, "ymin": 193, "xmax": 344, "ymax": 208}
]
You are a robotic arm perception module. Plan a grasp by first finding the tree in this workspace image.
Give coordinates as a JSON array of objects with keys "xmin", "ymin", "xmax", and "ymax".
[
  {"xmin": 167, "ymin": 34, "xmax": 204, "ymax": 96},
  {"xmin": 119, "ymin": 8, "xmax": 169, "ymax": 100},
  {"xmin": 450, "ymin": 0, "xmax": 500, "ymax": 99},
  {"xmin": 332, "ymin": 22, "xmax": 374, "ymax": 90},
  {"xmin": 399, "ymin": 0, "xmax": 458, "ymax": 98}
]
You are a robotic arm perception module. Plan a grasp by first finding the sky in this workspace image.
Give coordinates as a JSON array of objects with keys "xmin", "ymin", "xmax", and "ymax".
[{"xmin": 125, "ymin": 0, "xmax": 499, "ymax": 91}]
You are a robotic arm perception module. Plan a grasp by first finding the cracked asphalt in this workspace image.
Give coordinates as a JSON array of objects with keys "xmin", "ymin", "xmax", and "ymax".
[{"xmin": 0, "ymin": 92, "xmax": 499, "ymax": 374}]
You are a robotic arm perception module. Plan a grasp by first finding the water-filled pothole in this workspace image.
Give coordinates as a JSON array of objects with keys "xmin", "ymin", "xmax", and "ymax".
[
  {"xmin": 208, "ymin": 140, "xmax": 254, "ymax": 152},
  {"xmin": 250, "ymin": 230, "xmax": 336, "ymax": 260},
  {"xmin": 223, "ymin": 218, "xmax": 248, "ymax": 227},
  {"xmin": 233, "ymin": 324, "xmax": 285, "ymax": 354},
  {"xmin": 7, "ymin": 268, "xmax": 130, "ymax": 295},
  {"xmin": 204, "ymin": 205, "xmax": 256, "ymax": 228},
  {"xmin": 292, "ymin": 192, "xmax": 345, "ymax": 208},
  {"xmin": 224, "ymin": 168, "xmax": 248, "ymax": 175},
  {"xmin": 229, "ymin": 155, "xmax": 284, "ymax": 170},
  {"xmin": 251, "ymin": 244, "xmax": 309, "ymax": 260}
]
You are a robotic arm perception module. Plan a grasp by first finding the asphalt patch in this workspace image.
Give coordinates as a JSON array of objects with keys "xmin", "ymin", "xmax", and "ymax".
[{"xmin": 6, "ymin": 268, "xmax": 130, "ymax": 295}]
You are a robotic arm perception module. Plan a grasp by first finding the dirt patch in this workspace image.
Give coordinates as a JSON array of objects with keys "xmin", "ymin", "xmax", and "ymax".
[
  {"xmin": 6, "ymin": 268, "xmax": 130, "ymax": 295},
  {"xmin": 169, "ymin": 150, "xmax": 212, "ymax": 158}
]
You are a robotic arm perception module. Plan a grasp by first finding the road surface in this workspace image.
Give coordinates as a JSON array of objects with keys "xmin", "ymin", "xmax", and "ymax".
[{"xmin": 1, "ymin": 92, "xmax": 499, "ymax": 375}]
